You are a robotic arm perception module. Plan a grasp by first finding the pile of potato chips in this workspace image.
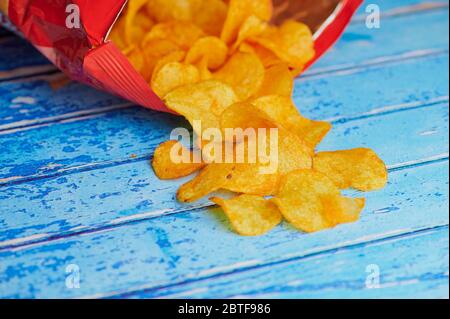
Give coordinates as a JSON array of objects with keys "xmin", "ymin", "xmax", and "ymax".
[{"xmin": 110, "ymin": 0, "xmax": 388, "ymax": 236}]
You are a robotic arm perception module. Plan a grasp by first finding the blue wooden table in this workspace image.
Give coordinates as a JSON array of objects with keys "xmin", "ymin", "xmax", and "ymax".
[{"xmin": 0, "ymin": 0, "xmax": 448, "ymax": 299}]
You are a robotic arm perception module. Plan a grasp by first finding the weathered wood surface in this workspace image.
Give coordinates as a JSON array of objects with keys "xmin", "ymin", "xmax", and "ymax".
[{"xmin": 0, "ymin": 0, "xmax": 448, "ymax": 298}]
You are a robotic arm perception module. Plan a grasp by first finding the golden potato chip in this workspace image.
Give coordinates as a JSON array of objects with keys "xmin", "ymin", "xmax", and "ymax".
[
  {"xmin": 221, "ymin": 138, "xmax": 281, "ymax": 196},
  {"xmin": 145, "ymin": 0, "xmax": 196, "ymax": 22},
  {"xmin": 250, "ymin": 20, "xmax": 315, "ymax": 69},
  {"xmin": 144, "ymin": 21, "xmax": 204, "ymax": 51},
  {"xmin": 321, "ymin": 195, "xmax": 366, "ymax": 227},
  {"xmin": 112, "ymin": 0, "xmax": 388, "ymax": 237},
  {"xmin": 123, "ymin": 46, "xmax": 146, "ymax": 74},
  {"xmin": 152, "ymin": 140, "xmax": 205, "ymax": 179},
  {"xmin": 257, "ymin": 63, "xmax": 294, "ymax": 97},
  {"xmin": 134, "ymin": 10, "xmax": 155, "ymax": 32},
  {"xmin": 193, "ymin": 0, "xmax": 228, "ymax": 36},
  {"xmin": 151, "ymin": 50, "xmax": 186, "ymax": 78},
  {"xmin": 219, "ymin": 102, "xmax": 277, "ymax": 138},
  {"xmin": 277, "ymin": 129, "xmax": 313, "ymax": 174},
  {"xmin": 221, "ymin": 0, "xmax": 273, "ymax": 44},
  {"xmin": 151, "ymin": 62, "xmax": 200, "ymax": 98},
  {"xmin": 140, "ymin": 39, "xmax": 181, "ymax": 78},
  {"xmin": 214, "ymin": 52, "xmax": 265, "ymax": 100},
  {"xmin": 313, "ymin": 148, "xmax": 388, "ymax": 191},
  {"xmin": 185, "ymin": 37, "xmax": 229, "ymax": 70},
  {"xmin": 211, "ymin": 195, "xmax": 282, "ymax": 236},
  {"xmin": 181, "ymin": 103, "xmax": 281, "ymax": 198},
  {"xmin": 272, "ymin": 169, "xmax": 365, "ymax": 233},
  {"xmin": 177, "ymin": 161, "xmax": 279, "ymax": 202},
  {"xmin": 231, "ymin": 15, "xmax": 268, "ymax": 52},
  {"xmin": 252, "ymin": 95, "xmax": 331, "ymax": 148},
  {"xmin": 223, "ymin": 163, "xmax": 281, "ymax": 196},
  {"xmin": 220, "ymin": 103, "xmax": 313, "ymax": 174},
  {"xmin": 119, "ymin": 0, "xmax": 153, "ymax": 46},
  {"xmin": 164, "ymin": 80, "xmax": 238, "ymax": 134},
  {"xmin": 219, "ymin": 102, "xmax": 312, "ymax": 188},
  {"xmin": 237, "ymin": 42, "xmax": 283, "ymax": 69},
  {"xmin": 195, "ymin": 58, "xmax": 214, "ymax": 81},
  {"xmin": 109, "ymin": 16, "xmax": 128, "ymax": 50},
  {"xmin": 177, "ymin": 163, "xmax": 234, "ymax": 203}
]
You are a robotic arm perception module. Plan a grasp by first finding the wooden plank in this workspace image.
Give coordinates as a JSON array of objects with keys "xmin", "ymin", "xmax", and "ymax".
[
  {"xmin": 0, "ymin": 76, "xmax": 127, "ymax": 128},
  {"xmin": 0, "ymin": 27, "xmax": 11, "ymax": 37},
  {"xmin": 0, "ymin": 0, "xmax": 447, "ymax": 299},
  {"xmin": 0, "ymin": 160, "xmax": 447, "ymax": 298},
  {"xmin": 312, "ymin": 9, "xmax": 449, "ymax": 71},
  {"xmin": 0, "ymin": 37, "xmax": 53, "ymax": 79},
  {"xmin": 0, "ymin": 100, "xmax": 447, "ymax": 244},
  {"xmin": 356, "ymin": 0, "xmax": 448, "ymax": 13},
  {"xmin": 0, "ymin": 37, "xmax": 49, "ymax": 71},
  {"xmin": 0, "ymin": 54, "xmax": 448, "ymax": 185},
  {"xmin": 0, "ymin": 0, "xmax": 442, "ymax": 73},
  {"xmin": 128, "ymin": 226, "xmax": 450, "ymax": 299},
  {"xmin": 0, "ymin": 9, "xmax": 447, "ymax": 128},
  {"xmin": 0, "ymin": 0, "xmax": 442, "ymax": 76}
]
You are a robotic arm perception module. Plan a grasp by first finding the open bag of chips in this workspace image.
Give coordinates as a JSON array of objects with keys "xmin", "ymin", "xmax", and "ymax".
[{"xmin": 1, "ymin": 0, "xmax": 389, "ymax": 236}]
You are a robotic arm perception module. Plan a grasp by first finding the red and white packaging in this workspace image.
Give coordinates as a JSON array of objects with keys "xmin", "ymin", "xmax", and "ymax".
[{"xmin": 0, "ymin": 0, "xmax": 362, "ymax": 113}]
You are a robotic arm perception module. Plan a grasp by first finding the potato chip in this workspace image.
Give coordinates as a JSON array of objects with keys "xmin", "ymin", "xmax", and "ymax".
[
  {"xmin": 257, "ymin": 63, "xmax": 294, "ymax": 97},
  {"xmin": 110, "ymin": 0, "xmax": 388, "ymax": 237},
  {"xmin": 177, "ymin": 161, "xmax": 279, "ymax": 201},
  {"xmin": 252, "ymin": 95, "xmax": 331, "ymax": 148},
  {"xmin": 185, "ymin": 37, "xmax": 229, "ymax": 70},
  {"xmin": 193, "ymin": 0, "xmax": 228, "ymax": 36},
  {"xmin": 144, "ymin": 21, "xmax": 205, "ymax": 51},
  {"xmin": 151, "ymin": 62, "xmax": 200, "ymax": 98},
  {"xmin": 145, "ymin": 0, "xmax": 195, "ymax": 23},
  {"xmin": 218, "ymin": 102, "xmax": 312, "ymax": 193},
  {"xmin": 195, "ymin": 58, "xmax": 214, "ymax": 81},
  {"xmin": 140, "ymin": 39, "xmax": 181, "ymax": 79},
  {"xmin": 250, "ymin": 20, "xmax": 315, "ymax": 69},
  {"xmin": 321, "ymin": 195, "xmax": 366, "ymax": 227},
  {"xmin": 219, "ymin": 101, "xmax": 312, "ymax": 166},
  {"xmin": 152, "ymin": 141, "xmax": 205, "ymax": 179},
  {"xmin": 231, "ymin": 15, "xmax": 268, "ymax": 52},
  {"xmin": 211, "ymin": 195, "xmax": 282, "ymax": 236},
  {"xmin": 121, "ymin": 0, "xmax": 153, "ymax": 46},
  {"xmin": 277, "ymin": 129, "xmax": 313, "ymax": 174},
  {"xmin": 199, "ymin": 135, "xmax": 311, "ymax": 198},
  {"xmin": 164, "ymin": 80, "xmax": 238, "ymax": 134},
  {"xmin": 123, "ymin": 46, "xmax": 146, "ymax": 75},
  {"xmin": 177, "ymin": 163, "xmax": 234, "ymax": 203},
  {"xmin": 109, "ymin": 16, "xmax": 128, "ymax": 51},
  {"xmin": 151, "ymin": 50, "xmax": 187, "ymax": 77},
  {"xmin": 134, "ymin": 9, "xmax": 155, "ymax": 32},
  {"xmin": 181, "ymin": 104, "xmax": 280, "ymax": 198},
  {"xmin": 221, "ymin": 0, "xmax": 273, "ymax": 44},
  {"xmin": 214, "ymin": 52, "xmax": 265, "ymax": 100},
  {"xmin": 238, "ymin": 43, "xmax": 283, "ymax": 68},
  {"xmin": 223, "ymin": 163, "xmax": 281, "ymax": 196},
  {"xmin": 272, "ymin": 169, "xmax": 365, "ymax": 233},
  {"xmin": 219, "ymin": 102, "xmax": 277, "ymax": 138},
  {"xmin": 313, "ymin": 148, "xmax": 388, "ymax": 191}
]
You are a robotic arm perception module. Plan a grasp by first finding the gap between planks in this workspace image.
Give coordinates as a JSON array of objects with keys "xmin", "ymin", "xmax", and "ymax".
[
  {"xmin": 85, "ymin": 224, "xmax": 450, "ymax": 299},
  {"xmin": 0, "ymin": 2, "xmax": 447, "ymax": 102},
  {"xmin": 352, "ymin": 1, "xmax": 449, "ymax": 23},
  {"xmin": 0, "ymin": 98, "xmax": 447, "ymax": 188},
  {"xmin": 0, "ymin": 155, "xmax": 448, "ymax": 252},
  {"xmin": 0, "ymin": 48, "xmax": 447, "ymax": 135}
]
